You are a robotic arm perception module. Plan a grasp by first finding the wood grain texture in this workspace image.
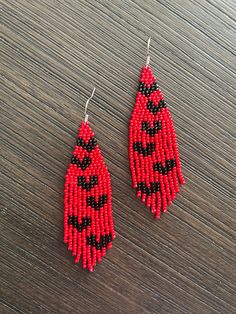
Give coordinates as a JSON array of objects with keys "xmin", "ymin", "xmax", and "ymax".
[{"xmin": 1, "ymin": 0, "xmax": 236, "ymax": 313}]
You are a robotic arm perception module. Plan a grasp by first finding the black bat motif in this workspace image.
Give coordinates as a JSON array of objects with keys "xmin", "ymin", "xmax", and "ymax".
[
  {"xmin": 77, "ymin": 175, "xmax": 98, "ymax": 191},
  {"xmin": 137, "ymin": 182, "xmax": 160, "ymax": 196},
  {"xmin": 138, "ymin": 81, "xmax": 159, "ymax": 97},
  {"xmin": 71, "ymin": 155, "xmax": 91, "ymax": 170},
  {"xmin": 133, "ymin": 142, "xmax": 155, "ymax": 156},
  {"xmin": 86, "ymin": 233, "xmax": 112, "ymax": 250},
  {"xmin": 77, "ymin": 136, "xmax": 97, "ymax": 152},
  {"xmin": 86, "ymin": 195, "xmax": 108, "ymax": 210},
  {"xmin": 153, "ymin": 159, "xmax": 176, "ymax": 175},
  {"xmin": 141, "ymin": 121, "xmax": 162, "ymax": 137},
  {"xmin": 68, "ymin": 216, "xmax": 91, "ymax": 232},
  {"xmin": 147, "ymin": 99, "xmax": 167, "ymax": 115}
]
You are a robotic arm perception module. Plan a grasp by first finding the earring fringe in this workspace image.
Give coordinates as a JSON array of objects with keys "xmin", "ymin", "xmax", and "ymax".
[
  {"xmin": 64, "ymin": 122, "xmax": 115, "ymax": 271},
  {"xmin": 129, "ymin": 66, "xmax": 185, "ymax": 218}
]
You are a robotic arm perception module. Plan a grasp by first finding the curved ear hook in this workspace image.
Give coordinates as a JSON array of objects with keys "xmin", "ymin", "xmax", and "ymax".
[
  {"xmin": 84, "ymin": 87, "xmax": 96, "ymax": 122},
  {"xmin": 146, "ymin": 36, "xmax": 151, "ymax": 67}
]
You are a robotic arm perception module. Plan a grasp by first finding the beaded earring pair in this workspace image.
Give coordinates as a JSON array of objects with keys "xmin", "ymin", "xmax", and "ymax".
[{"xmin": 64, "ymin": 37, "xmax": 185, "ymax": 272}]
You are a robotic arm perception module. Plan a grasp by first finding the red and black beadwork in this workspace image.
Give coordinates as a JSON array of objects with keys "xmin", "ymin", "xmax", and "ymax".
[
  {"xmin": 64, "ymin": 122, "xmax": 115, "ymax": 271},
  {"xmin": 129, "ymin": 66, "xmax": 185, "ymax": 218}
]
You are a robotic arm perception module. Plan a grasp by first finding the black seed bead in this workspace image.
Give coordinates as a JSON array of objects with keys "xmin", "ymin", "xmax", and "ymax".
[
  {"xmin": 87, "ymin": 236, "xmax": 92, "ymax": 245},
  {"xmin": 147, "ymin": 101, "xmax": 152, "ymax": 110},
  {"xmin": 166, "ymin": 160, "xmax": 171, "ymax": 171},
  {"xmin": 108, "ymin": 234, "xmax": 112, "ymax": 242},
  {"xmin": 137, "ymin": 182, "xmax": 142, "ymax": 190},
  {"xmin": 96, "ymin": 242, "xmax": 101, "ymax": 250},
  {"xmin": 77, "ymin": 138, "xmax": 83, "ymax": 146},
  {"xmin": 71, "ymin": 155, "xmax": 78, "ymax": 164},
  {"xmin": 102, "ymin": 239, "xmax": 107, "ymax": 247},
  {"xmin": 159, "ymin": 100, "xmax": 166, "ymax": 108},
  {"xmin": 78, "ymin": 177, "xmax": 83, "ymax": 184},
  {"xmin": 92, "ymin": 138, "xmax": 97, "ymax": 145},
  {"xmin": 142, "ymin": 121, "xmax": 147, "ymax": 130}
]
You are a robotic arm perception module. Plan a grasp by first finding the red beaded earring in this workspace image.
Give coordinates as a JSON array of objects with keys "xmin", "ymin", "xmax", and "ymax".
[
  {"xmin": 129, "ymin": 37, "xmax": 185, "ymax": 219},
  {"xmin": 64, "ymin": 88, "xmax": 115, "ymax": 272}
]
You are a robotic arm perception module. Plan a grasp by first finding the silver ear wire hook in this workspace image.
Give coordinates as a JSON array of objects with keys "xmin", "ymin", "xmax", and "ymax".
[
  {"xmin": 146, "ymin": 36, "xmax": 151, "ymax": 67},
  {"xmin": 84, "ymin": 87, "xmax": 96, "ymax": 122}
]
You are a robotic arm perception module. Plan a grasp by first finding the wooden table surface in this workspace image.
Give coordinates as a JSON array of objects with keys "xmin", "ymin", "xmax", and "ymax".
[{"xmin": 1, "ymin": 1, "xmax": 236, "ymax": 313}]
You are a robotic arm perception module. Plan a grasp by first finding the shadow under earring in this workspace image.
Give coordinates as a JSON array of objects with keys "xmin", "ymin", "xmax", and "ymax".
[
  {"xmin": 64, "ymin": 88, "xmax": 115, "ymax": 271},
  {"xmin": 129, "ymin": 38, "xmax": 185, "ymax": 219}
]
